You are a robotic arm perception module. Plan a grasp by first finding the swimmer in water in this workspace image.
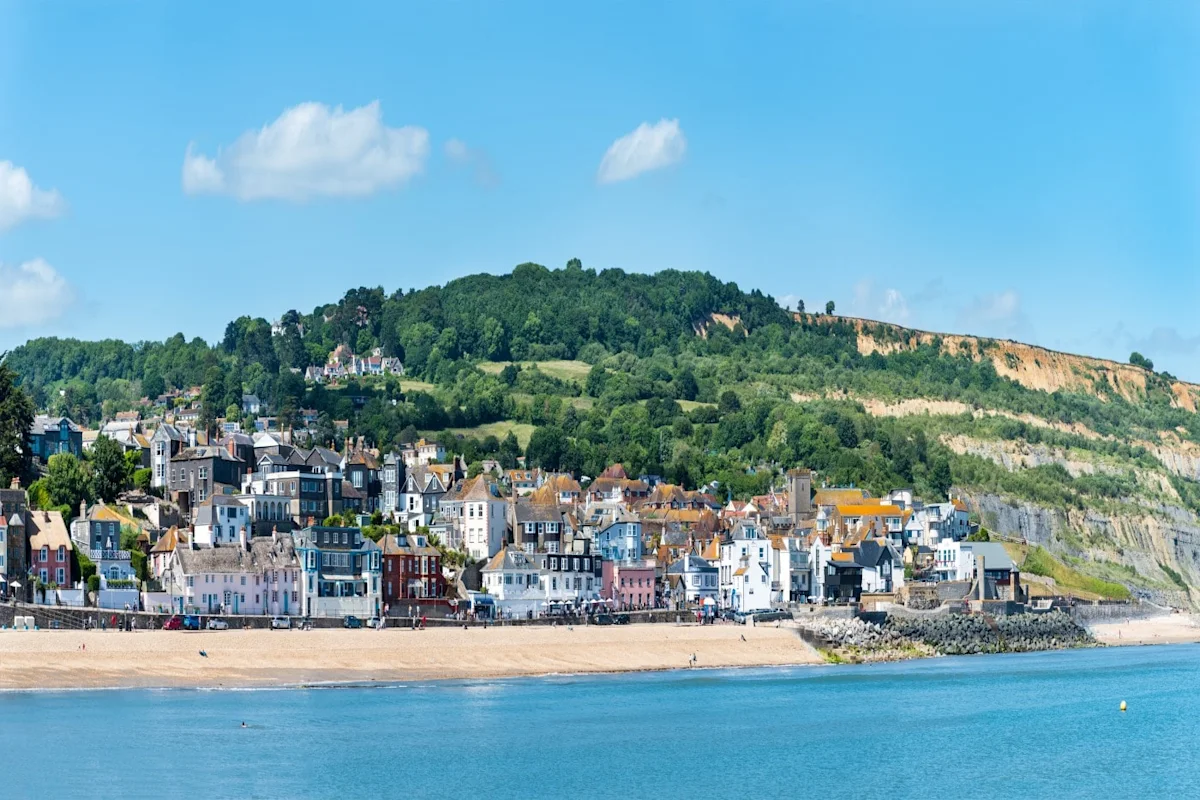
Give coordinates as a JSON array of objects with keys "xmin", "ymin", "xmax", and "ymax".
[{"xmin": 240, "ymin": 722, "xmax": 247, "ymax": 728}]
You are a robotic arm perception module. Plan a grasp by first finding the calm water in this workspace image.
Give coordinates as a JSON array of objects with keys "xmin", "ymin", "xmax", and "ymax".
[{"xmin": 3, "ymin": 645, "xmax": 1197, "ymax": 799}]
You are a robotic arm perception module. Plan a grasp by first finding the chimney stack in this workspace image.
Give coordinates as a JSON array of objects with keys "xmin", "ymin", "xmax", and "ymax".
[
  {"xmin": 9, "ymin": 477, "xmax": 18, "ymax": 490},
  {"xmin": 239, "ymin": 526, "xmax": 248, "ymax": 551},
  {"xmin": 977, "ymin": 553, "xmax": 986, "ymax": 602}
]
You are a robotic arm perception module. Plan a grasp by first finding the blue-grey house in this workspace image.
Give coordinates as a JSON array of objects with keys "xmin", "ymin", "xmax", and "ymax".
[
  {"xmin": 293, "ymin": 526, "xmax": 382, "ymax": 619},
  {"xmin": 595, "ymin": 514, "xmax": 643, "ymax": 563},
  {"xmin": 29, "ymin": 416, "xmax": 83, "ymax": 462}
]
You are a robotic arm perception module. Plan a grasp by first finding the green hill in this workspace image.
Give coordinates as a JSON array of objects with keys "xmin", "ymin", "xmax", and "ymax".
[{"xmin": 5, "ymin": 260, "xmax": 1200, "ymax": 605}]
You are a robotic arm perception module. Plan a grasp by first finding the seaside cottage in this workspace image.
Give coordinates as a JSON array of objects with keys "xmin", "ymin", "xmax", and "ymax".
[
  {"xmin": 664, "ymin": 554, "xmax": 718, "ymax": 609},
  {"xmin": 28, "ymin": 510, "xmax": 73, "ymax": 589},
  {"xmin": 70, "ymin": 502, "xmax": 136, "ymax": 584},
  {"xmin": 166, "ymin": 531, "xmax": 300, "ymax": 615}
]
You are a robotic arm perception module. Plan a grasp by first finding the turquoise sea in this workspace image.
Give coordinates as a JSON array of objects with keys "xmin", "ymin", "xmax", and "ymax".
[{"xmin": 2, "ymin": 645, "xmax": 1197, "ymax": 799}]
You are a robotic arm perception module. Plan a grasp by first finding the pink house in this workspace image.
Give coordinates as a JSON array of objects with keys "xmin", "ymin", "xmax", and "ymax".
[{"xmin": 602, "ymin": 560, "xmax": 657, "ymax": 610}]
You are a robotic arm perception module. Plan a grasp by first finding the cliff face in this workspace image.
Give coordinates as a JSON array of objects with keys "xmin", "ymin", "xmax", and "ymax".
[
  {"xmin": 843, "ymin": 316, "xmax": 1200, "ymax": 411},
  {"xmin": 961, "ymin": 491, "xmax": 1197, "ymax": 609}
]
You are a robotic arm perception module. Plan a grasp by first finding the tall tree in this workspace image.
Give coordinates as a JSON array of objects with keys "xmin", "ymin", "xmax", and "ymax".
[
  {"xmin": 200, "ymin": 367, "xmax": 226, "ymax": 436},
  {"xmin": 45, "ymin": 453, "xmax": 92, "ymax": 516},
  {"xmin": 89, "ymin": 435, "xmax": 129, "ymax": 502},
  {"xmin": 0, "ymin": 361, "xmax": 35, "ymax": 486}
]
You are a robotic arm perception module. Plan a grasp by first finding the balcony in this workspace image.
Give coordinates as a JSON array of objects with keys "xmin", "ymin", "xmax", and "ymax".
[{"xmin": 88, "ymin": 549, "xmax": 131, "ymax": 562}]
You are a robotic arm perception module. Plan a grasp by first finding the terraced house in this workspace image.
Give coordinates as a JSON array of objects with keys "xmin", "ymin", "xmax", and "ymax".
[{"xmin": 293, "ymin": 526, "xmax": 382, "ymax": 618}]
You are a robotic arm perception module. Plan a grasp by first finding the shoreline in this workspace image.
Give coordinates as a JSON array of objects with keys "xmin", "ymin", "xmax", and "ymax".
[
  {"xmin": 3, "ymin": 614, "xmax": 1196, "ymax": 693},
  {"xmin": 1086, "ymin": 613, "xmax": 1200, "ymax": 647},
  {"xmin": 0, "ymin": 623, "xmax": 823, "ymax": 691}
]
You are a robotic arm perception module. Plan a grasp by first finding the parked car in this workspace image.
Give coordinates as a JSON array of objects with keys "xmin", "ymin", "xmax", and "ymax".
[
  {"xmin": 206, "ymin": 618, "xmax": 229, "ymax": 630},
  {"xmin": 343, "ymin": 615, "xmax": 362, "ymax": 629},
  {"xmin": 615, "ymin": 613, "xmax": 630, "ymax": 625},
  {"xmin": 163, "ymin": 615, "xmax": 183, "ymax": 630},
  {"xmin": 182, "ymin": 614, "xmax": 202, "ymax": 631},
  {"xmin": 594, "ymin": 613, "xmax": 615, "ymax": 625},
  {"xmin": 367, "ymin": 617, "xmax": 382, "ymax": 629},
  {"xmin": 270, "ymin": 616, "xmax": 291, "ymax": 630}
]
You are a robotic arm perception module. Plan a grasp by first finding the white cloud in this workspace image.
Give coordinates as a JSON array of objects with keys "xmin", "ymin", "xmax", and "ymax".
[
  {"xmin": 597, "ymin": 118, "xmax": 687, "ymax": 184},
  {"xmin": 443, "ymin": 138, "xmax": 499, "ymax": 188},
  {"xmin": 0, "ymin": 161, "xmax": 65, "ymax": 231},
  {"xmin": 848, "ymin": 279, "xmax": 911, "ymax": 324},
  {"xmin": 182, "ymin": 101, "xmax": 430, "ymax": 201},
  {"xmin": 0, "ymin": 258, "xmax": 74, "ymax": 328},
  {"xmin": 879, "ymin": 288, "xmax": 911, "ymax": 324}
]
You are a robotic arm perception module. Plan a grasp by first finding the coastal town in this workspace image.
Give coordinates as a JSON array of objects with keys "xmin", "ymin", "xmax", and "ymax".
[{"xmin": 4, "ymin": 377, "xmax": 1050, "ymax": 631}]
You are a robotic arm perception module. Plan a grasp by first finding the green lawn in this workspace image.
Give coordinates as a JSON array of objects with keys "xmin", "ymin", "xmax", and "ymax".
[
  {"xmin": 400, "ymin": 379, "xmax": 436, "ymax": 393},
  {"xmin": 478, "ymin": 360, "xmax": 592, "ymax": 382},
  {"xmin": 440, "ymin": 420, "xmax": 537, "ymax": 448}
]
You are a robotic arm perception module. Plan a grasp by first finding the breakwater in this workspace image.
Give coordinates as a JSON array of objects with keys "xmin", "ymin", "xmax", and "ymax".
[{"xmin": 796, "ymin": 610, "xmax": 1094, "ymax": 662}]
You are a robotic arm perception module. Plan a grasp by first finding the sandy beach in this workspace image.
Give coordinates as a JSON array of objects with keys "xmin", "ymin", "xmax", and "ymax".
[
  {"xmin": 0, "ymin": 623, "xmax": 821, "ymax": 690},
  {"xmin": 1088, "ymin": 613, "xmax": 1200, "ymax": 646}
]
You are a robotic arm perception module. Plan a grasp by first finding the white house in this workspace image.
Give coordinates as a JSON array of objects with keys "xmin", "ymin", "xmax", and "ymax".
[
  {"xmin": 719, "ymin": 523, "xmax": 774, "ymax": 613},
  {"xmin": 191, "ymin": 496, "xmax": 251, "ymax": 547},
  {"xmin": 458, "ymin": 476, "xmax": 509, "ymax": 561},
  {"xmin": 481, "ymin": 548, "xmax": 545, "ymax": 618},
  {"xmin": 665, "ymin": 554, "xmax": 719, "ymax": 608},
  {"xmin": 165, "ymin": 532, "xmax": 301, "ymax": 615}
]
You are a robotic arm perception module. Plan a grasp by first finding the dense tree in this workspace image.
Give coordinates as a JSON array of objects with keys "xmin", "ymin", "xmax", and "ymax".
[
  {"xmin": 45, "ymin": 454, "xmax": 91, "ymax": 516},
  {"xmin": 0, "ymin": 362, "xmax": 34, "ymax": 486},
  {"xmin": 526, "ymin": 425, "xmax": 568, "ymax": 470},
  {"xmin": 89, "ymin": 435, "xmax": 129, "ymax": 502},
  {"xmin": 718, "ymin": 390, "xmax": 741, "ymax": 414},
  {"xmin": 498, "ymin": 432, "xmax": 522, "ymax": 469},
  {"xmin": 200, "ymin": 367, "xmax": 226, "ymax": 435},
  {"xmin": 1129, "ymin": 352, "xmax": 1154, "ymax": 371},
  {"xmin": 825, "ymin": 301, "xmax": 835, "ymax": 315}
]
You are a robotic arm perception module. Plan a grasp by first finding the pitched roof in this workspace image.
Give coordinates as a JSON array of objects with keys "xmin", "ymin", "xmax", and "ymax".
[
  {"xmin": 836, "ymin": 503, "xmax": 903, "ymax": 517},
  {"xmin": 813, "ymin": 488, "xmax": 870, "ymax": 507},
  {"xmin": 28, "ymin": 511, "xmax": 71, "ymax": 551},
  {"xmin": 150, "ymin": 526, "xmax": 186, "ymax": 554}
]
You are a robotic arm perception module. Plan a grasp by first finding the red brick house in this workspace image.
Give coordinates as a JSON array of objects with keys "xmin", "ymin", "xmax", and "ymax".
[{"xmin": 381, "ymin": 532, "xmax": 445, "ymax": 604}]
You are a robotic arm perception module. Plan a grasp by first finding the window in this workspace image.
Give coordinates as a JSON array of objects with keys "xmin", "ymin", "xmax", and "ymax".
[
  {"xmin": 57, "ymin": 545, "xmax": 65, "ymax": 561},
  {"xmin": 40, "ymin": 546, "xmax": 48, "ymax": 561},
  {"xmin": 56, "ymin": 567, "xmax": 65, "ymax": 584},
  {"xmin": 199, "ymin": 467, "xmax": 208, "ymax": 480}
]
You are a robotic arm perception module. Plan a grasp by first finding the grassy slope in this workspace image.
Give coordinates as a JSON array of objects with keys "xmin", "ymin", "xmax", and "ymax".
[
  {"xmin": 477, "ymin": 360, "xmax": 592, "ymax": 382},
  {"xmin": 1002, "ymin": 542, "xmax": 1131, "ymax": 601}
]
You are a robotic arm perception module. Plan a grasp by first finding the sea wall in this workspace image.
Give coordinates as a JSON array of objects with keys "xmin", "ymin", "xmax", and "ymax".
[{"xmin": 1069, "ymin": 603, "xmax": 1170, "ymax": 624}]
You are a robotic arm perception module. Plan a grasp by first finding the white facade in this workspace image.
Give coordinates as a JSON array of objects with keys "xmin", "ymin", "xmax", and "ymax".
[
  {"xmin": 462, "ymin": 495, "xmax": 508, "ymax": 561},
  {"xmin": 193, "ymin": 501, "xmax": 250, "ymax": 547},
  {"xmin": 719, "ymin": 525, "xmax": 773, "ymax": 612}
]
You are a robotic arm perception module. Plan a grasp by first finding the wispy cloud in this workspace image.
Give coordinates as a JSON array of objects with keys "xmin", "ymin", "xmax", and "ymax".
[
  {"xmin": 0, "ymin": 160, "xmax": 65, "ymax": 231},
  {"xmin": 848, "ymin": 278, "xmax": 913, "ymax": 324},
  {"xmin": 182, "ymin": 101, "xmax": 430, "ymax": 201},
  {"xmin": 443, "ymin": 138, "xmax": 499, "ymax": 189},
  {"xmin": 597, "ymin": 119, "xmax": 687, "ymax": 184},
  {"xmin": 0, "ymin": 258, "xmax": 74, "ymax": 328},
  {"xmin": 955, "ymin": 290, "xmax": 1031, "ymax": 339}
]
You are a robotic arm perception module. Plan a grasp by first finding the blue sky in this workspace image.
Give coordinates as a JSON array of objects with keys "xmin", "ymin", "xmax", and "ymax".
[{"xmin": 1, "ymin": 1, "xmax": 1198, "ymax": 378}]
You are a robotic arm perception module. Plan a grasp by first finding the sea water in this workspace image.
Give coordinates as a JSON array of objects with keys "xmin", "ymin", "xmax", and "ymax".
[{"xmin": 2, "ymin": 645, "xmax": 1197, "ymax": 799}]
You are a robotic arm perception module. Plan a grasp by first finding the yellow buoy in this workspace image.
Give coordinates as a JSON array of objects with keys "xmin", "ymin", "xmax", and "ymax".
[{"xmin": 1120, "ymin": 701, "xmax": 1127, "ymax": 712}]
